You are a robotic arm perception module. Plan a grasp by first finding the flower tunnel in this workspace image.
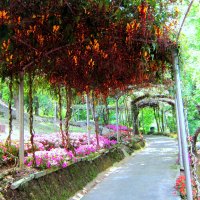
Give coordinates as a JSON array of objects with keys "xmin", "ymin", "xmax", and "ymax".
[
  {"xmin": 131, "ymin": 94, "xmax": 175, "ymax": 135},
  {"xmin": 0, "ymin": 0, "xmax": 195, "ymax": 199}
]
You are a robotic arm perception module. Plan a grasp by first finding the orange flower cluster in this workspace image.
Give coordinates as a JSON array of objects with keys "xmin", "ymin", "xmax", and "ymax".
[
  {"xmin": 175, "ymin": 175, "xmax": 198, "ymax": 199},
  {"xmin": 53, "ymin": 25, "xmax": 60, "ymax": 33},
  {"xmin": 0, "ymin": 10, "xmax": 9, "ymax": 20},
  {"xmin": 0, "ymin": 0, "xmax": 179, "ymax": 96},
  {"xmin": 1, "ymin": 39, "xmax": 13, "ymax": 65}
]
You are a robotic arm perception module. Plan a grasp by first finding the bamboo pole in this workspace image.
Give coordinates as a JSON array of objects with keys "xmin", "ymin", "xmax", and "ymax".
[
  {"xmin": 173, "ymin": 49, "xmax": 193, "ymax": 200},
  {"xmin": 19, "ymin": 72, "xmax": 24, "ymax": 169}
]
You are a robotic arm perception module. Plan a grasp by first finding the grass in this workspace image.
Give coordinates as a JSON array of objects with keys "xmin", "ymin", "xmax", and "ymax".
[
  {"xmin": 0, "ymin": 115, "xmax": 95, "ymax": 135},
  {"xmin": 197, "ymin": 165, "xmax": 200, "ymax": 180},
  {"xmin": 170, "ymin": 164, "xmax": 179, "ymax": 170}
]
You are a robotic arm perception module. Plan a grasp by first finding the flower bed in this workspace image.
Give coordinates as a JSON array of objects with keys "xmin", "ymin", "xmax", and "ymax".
[
  {"xmin": 106, "ymin": 124, "xmax": 131, "ymax": 132},
  {"xmin": 1, "ymin": 147, "xmax": 126, "ymax": 200},
  {"xmin": 0, "ymin": 131, "xmax": 146, "ymax": 200},
  {"xmin": 0, "ymin": 132, "xmax": 117, "ymax": 169}
]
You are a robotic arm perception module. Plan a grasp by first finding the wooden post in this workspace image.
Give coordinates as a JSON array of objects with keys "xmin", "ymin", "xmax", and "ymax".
[
  {"xmin": 173, "ymin": 49, "xmax": 193, "ymax": 200},
  {"xmin": 19, "ymin": 72, "xmax": 24, "ymax": 169}
]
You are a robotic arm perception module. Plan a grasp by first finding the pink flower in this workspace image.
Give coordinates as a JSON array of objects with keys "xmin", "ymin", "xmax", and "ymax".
[
  {"xmin": 2, "ymin": 155, "xmax": 8, "ymax": 161},
  {"xmin": 62, "ymin": 162, "xmax": 68, "ymax": 168},
  {"xmin": 46, "ymin": 161, "xmax": 51, "ymax": 168},
  {"xmin": 27, "ymin": 161, "xmax": 33, "ymax": 167}
]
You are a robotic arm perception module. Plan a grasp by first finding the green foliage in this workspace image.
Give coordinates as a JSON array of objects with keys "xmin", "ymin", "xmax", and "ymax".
[
  {"xmin": 0, "ymin": 81, "xmax": 9, "ymax": 102},
  {"xmin": 6, "ymin": 144, "xmax": 18, "ymax": 157},
  {"xmin": 139, "ymin": 108, "xmax": 155, "ymax": 133},
  {"xmin": 0, "ymin": 147, "xmax": 4, "ymax": 161},
  {"xmin": 179, "ymin": 1, "xmax": 200, "ymax": 135}
]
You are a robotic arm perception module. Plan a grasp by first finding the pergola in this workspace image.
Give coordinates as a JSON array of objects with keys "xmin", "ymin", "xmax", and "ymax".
[
  {"xmin": 131, "ymin": 94, "xmax": 175, "ymax": 134},
  {"xmin": 0, "ymin": 1, "xmax": 194, "ymax": 199}
]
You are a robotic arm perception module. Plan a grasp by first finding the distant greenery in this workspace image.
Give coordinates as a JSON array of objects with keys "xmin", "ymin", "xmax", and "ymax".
[
  {"xmin": 180, "ymin": 1, "xmax": 200, "ymax": 135},
  {"xmin": 138, "ymin": 108, "xmax": 154, "ymax": 133}
]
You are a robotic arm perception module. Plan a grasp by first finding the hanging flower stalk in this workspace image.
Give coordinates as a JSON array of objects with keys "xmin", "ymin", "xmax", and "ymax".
[
  {"xmin": 5, "ymin": 75, "xmax": 13, "ymax": 147},
  {"xmin": 28, "ymin": 72, "xmax": 36, "ymax": 166}
]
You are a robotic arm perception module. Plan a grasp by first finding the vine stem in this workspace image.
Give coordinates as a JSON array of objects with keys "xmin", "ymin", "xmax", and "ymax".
[
  {"xmin": 176, "ymin": 0, "xmax": 195, "ymax": 42},
  {"xmin": 29, "ymin": 72, "xmax": 36, "ymax": 166},
  {"xmin": 65, "ymin": 86, "xmax": 73, "ymax": 150},
  {"xmin": 6, "ymin": 75, "xmax": 13, "ymax": 147},
  {"xmin": 58, "ymin": 86, "xmax": 64, "ymax": 147},
  {"xmin": 91, "ymin": 92, "xmax": 100, "ymax": 149}
]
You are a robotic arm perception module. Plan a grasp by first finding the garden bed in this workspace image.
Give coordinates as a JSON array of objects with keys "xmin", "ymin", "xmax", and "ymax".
[{"xmin": 0, "ymin": 140, "xmax": 145, "ymax": 200}]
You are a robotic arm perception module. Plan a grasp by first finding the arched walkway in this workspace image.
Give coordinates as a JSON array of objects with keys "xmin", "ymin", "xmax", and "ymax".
[{"xmin": 131, "ymin": 95, "xmax": 175, "ymax": 134}]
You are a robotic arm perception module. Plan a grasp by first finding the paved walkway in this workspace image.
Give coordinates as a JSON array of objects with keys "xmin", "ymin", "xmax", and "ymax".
[{"xmin": 81, "ymin": 136, "xmax": 180, "ymax": 200}]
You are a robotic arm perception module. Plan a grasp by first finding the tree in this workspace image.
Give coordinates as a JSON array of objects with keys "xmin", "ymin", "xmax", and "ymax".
[{"xmin": 179, "ymin": 1, "xmax": 200, "ymax": 135}]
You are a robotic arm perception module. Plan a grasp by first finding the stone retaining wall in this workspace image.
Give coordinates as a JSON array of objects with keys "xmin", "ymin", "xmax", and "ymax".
[
  {"xmin": 1, "ymin": 148, "xmax": 126, "ymax": 200},
  {"xmin": 1, "ymin": 140, "xmax": 145, "ymax": 200}
]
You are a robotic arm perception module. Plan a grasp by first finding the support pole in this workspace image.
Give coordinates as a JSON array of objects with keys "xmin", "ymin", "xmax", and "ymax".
[
  {"xmin": 173, "ymin": 49, "xmax": 193, "ymax": 200},
  {"xmin": 175, "ymin": 97, "xmax": 184, "ymax": 170},
  {"xmin": 19, "ymin": 72, "xmax": 24, "ymax": 169},
  {"xmin": 116, "ymin": 98, "xmax": 119, "ymax": 142},
  {"xmin": 86, "ymin": 93, "xmax": 91, "ymax": 145}
]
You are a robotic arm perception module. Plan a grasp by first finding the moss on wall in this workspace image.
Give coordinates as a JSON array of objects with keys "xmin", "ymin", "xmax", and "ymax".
[{"xmin": 2, "ymin": 148, "xmax": 126, "ymax": 200}]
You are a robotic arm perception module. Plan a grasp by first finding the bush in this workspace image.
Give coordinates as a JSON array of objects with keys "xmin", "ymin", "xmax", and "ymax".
[{"xmin": 131, "ymin": 142, "xmax": 142, "ymax": 150}]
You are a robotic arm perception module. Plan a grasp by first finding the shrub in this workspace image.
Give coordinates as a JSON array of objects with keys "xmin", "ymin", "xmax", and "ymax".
[{"xmin": 131, "ymin": 142, "xmax": 141, "ymax": 150}]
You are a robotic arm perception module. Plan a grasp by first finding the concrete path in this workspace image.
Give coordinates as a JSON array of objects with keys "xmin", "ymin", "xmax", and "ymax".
[{"xmin": 81, "ymin": 136, "xmax": 180, "ymax": 200}]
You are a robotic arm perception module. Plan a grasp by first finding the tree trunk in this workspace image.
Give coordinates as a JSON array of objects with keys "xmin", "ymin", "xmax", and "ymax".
[
  {"xmin": 131, "ymin": 101, "xmax": 139, "ymax": 134},
  {"xmin": 192, "ymin": 127, "xmax": 200, "ymax": 154},
  {"xmin": 161, "ymin": 108, "xmax": 165, "ymax": 133},
  {"xmin": 157, "ymin": 107, "xmax": 162, "ymax": 133}
]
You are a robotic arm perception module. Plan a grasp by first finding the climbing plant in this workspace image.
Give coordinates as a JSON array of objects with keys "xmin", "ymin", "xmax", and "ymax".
[{"xmin": 0, "ymin": 0, "xmax": 179, "ymax": 159}]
